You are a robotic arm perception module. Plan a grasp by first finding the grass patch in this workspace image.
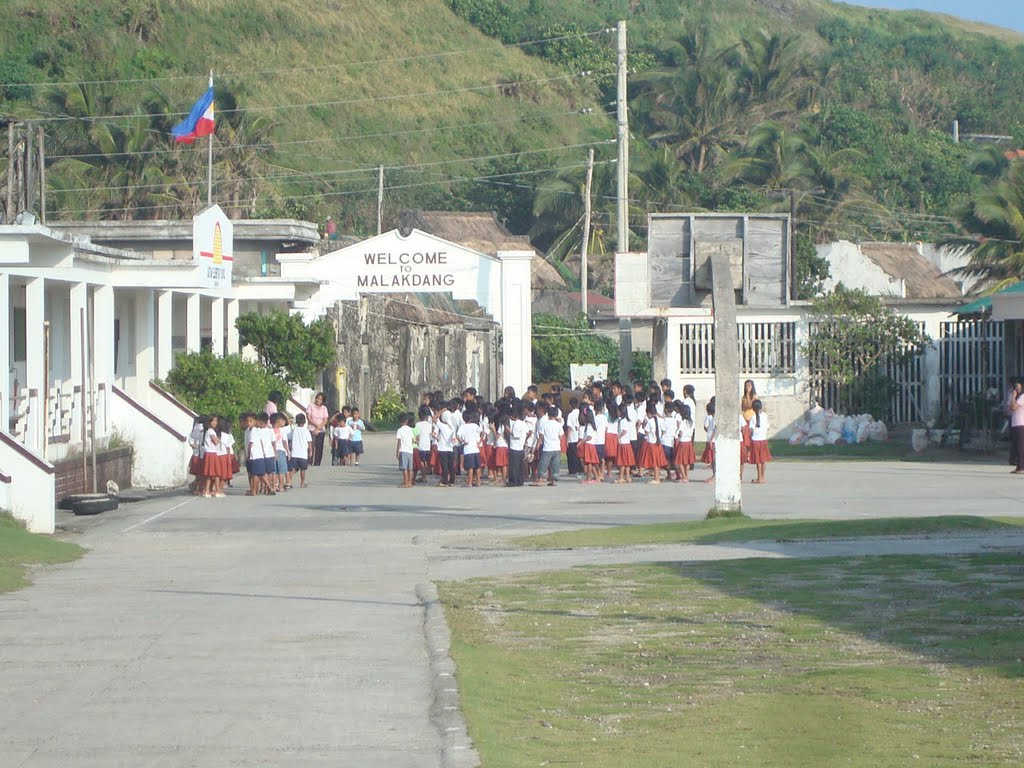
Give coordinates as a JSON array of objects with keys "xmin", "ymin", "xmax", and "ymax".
[
  {"xmin": 442, "ymin": 552, "xmax": 1024, "ymax": 767},
  {"xmin": 767, "ymin": 440, "xmax": 921, "ymax": 461},
  {"xmin": 515, "ymin": 515, "xmax": 1024, "ymax": 549},
  {"xmin": 0, "ymin": 514, "xmax": 84, "ymax": 594}
]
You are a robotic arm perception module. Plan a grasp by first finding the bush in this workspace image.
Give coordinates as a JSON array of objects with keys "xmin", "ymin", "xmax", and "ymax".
[
  {"xmin": 371, "ymin": 389, "xmax": 405, "ymax": 425},
  {"xmin": 162, "ymin": 351, "xmax": 290, "ymax": 442},
  {"xmin": 235, "ymin": 310, "xmax": 335, "ymax": 387},
  {"xmin": 532, "ymin": 313, "xmax": 621, "ymax": 384}
]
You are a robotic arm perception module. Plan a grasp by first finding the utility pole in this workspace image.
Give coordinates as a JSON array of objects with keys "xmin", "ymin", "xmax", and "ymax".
[
  {"xmin": 377, "ymin": 164, "xmax": 384, "ymax": 235},
  {"xmin": 37, "ymin": 125, "xmax": 46, "ymax": 224},
  {"xmin": 616, "ymin": 19, "xmax": 633, "ymax": 381},
  {"xmin": 580, "ymin": 148, "xmax": 595, "ymax": 318},
  {"xmin": 789, "ymin": 189, "xmax": 797, "ymax": 302}
]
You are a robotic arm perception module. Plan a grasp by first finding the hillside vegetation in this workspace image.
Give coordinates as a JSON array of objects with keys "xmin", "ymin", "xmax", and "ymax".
[{"xmin": 2, "ymin": 0, "xmax": 1024, "ymax": 292}]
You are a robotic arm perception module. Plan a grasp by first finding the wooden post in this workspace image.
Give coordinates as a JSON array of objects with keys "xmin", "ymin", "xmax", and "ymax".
[
  {"xmin": 580, "ymin": 148, "xmax": 595, "ymax": 317},
  {"xmin": 24, "ymin": 124, "xmax": 33, "ymax": 215},
  {"xmin": 6, "ymin": 122, "xmax": 14, "ymax": 221}
]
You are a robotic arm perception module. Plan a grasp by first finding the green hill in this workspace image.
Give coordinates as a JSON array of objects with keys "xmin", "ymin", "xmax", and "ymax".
[{"xmin": 2, "ymin": 0, "xmax": 1024, "ymax": 276}]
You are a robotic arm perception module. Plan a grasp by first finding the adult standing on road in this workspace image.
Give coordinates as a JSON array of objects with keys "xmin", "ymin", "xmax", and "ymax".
[
  {"xmin": 1008, "ymin": 378, "xmax": 1024, "ymax": 474},
  {"xmin": 306, "ymin": 392, "xmax": 330, "ymax": 466}
]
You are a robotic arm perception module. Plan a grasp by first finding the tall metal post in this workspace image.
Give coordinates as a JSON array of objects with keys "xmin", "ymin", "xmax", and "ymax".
[
  {"xmin": 616, "ymin": 20, "xmax": 633, "ymax": 381},
  {"xmin": 207, "ymin": 71, "xmax": 214, "ymax": 207},
  {"xmin": 377, "ymin": 164, "xmax": 385, "ymax": 235},
  {"xmin": 580, "ymin": 148, "xmax": 595, "ymax": 318}
]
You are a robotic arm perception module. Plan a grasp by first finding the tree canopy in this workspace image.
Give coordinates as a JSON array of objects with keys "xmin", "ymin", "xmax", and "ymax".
[{"xmin": 235, "ymin": 310, "xmax": 335, "ymax": 388}]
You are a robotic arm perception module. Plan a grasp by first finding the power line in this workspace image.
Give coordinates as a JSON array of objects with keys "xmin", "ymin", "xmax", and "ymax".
[{"xmin": 0, "ymin": 29, "xmax": 613, "ymax": 88}]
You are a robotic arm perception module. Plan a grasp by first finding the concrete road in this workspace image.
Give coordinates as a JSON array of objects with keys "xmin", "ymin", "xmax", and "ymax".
[{"xmin": 3, "ymin": 435, "xmax": 1023, "ymax": 767}]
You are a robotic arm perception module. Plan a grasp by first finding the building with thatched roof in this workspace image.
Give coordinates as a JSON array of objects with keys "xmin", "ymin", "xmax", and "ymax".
[{"xmin": 820, "ymin": 241, "xmax": 966, "ymax": 302}]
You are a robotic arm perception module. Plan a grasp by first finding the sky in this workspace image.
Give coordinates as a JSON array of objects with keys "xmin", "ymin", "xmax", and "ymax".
[{"xmin": 851, "ymin": 1, "xmax": 1024, "ymax": 33}]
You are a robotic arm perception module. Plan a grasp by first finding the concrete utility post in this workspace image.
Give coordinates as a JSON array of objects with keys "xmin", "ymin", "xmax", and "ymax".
[
  {"xmin": 616, "ymin": 19, "xmax": 633, "ymax": 381},
  {"xmin": 580, "ymin": 147, "xmax": 595, "ymax": 317},
  {"xmin": 710, "ymin": 249, "xmax": 743, "ymax": 513}
]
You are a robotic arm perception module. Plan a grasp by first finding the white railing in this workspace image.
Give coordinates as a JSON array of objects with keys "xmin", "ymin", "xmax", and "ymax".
[{"xmin": 679, "ymin": 321, "xmax": 797, "ymax": 376}]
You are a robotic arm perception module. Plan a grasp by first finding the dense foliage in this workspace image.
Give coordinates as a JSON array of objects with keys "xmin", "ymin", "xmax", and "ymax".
[
  {"xmin": 235, "ymin": 310, "xmax": 335, "ymax": 387},
  {"xmin": 162, "ymin": 351, "xmax": 290, "ymax": 441},
  {"xmin": 532, "ymin": 313, "xmax": 620, "ymax": 384}
]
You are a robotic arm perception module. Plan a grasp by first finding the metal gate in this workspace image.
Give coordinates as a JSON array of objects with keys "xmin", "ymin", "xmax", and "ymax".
[{"xmin": 939, "ymin": 319, "xmax": 1004, "ymax": 414}]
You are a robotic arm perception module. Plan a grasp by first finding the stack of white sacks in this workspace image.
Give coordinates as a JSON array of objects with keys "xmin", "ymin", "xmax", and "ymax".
[{"xmin": 787, "ymin": 405, "xmax": 888, "ymax": 447}]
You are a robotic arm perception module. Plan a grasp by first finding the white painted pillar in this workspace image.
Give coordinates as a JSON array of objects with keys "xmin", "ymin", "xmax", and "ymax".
[
  {"xmin": 134, "ymin": 289, "xmax": 156, "ymax": 390},
  {"xmin": 210, "ymin": 296, "xmax": 225, "ymax": 357},
  {"xmin": 922, "ymin": 315, "xmax": 943, "ymax": 426},
  {"xmin": 186, "ymin": 293, "xmax": 201, "ymax": 353},
  {"xmin": 226, "ymin": 298, "xmax": 240, "ymax": 355},
  {"xmin": 0, "ymin": 273, "xmax": 9, "ymax": 432},
  {"xmin": 24, "ymin": 278, "xmax": 45, "ymax": 451},
  {"xmin": 69, "ymin": 282, "xmax": 88, "ymax": 390},
  {"xmin": 156, "ymin": 290, "xmax": 173, "ymax": 379},
  {"xmin": 497, "ymin": 250, "xmax": 534, "ymax": 393},
  {"xmin": 93, "ymin": 284, "xmax": 115, "ymax": 387}
]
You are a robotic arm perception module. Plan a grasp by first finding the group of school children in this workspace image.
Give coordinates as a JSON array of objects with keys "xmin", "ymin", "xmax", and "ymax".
[
  {"xmin": 328, "ymin": 407, "xmax": 367, "ymax": 466},
  {"xmin": 188, "ymin": 409, "xmax": 315, "ymax": 498},
  {"xmin": 393, "ymin": 378, "xmax": 773, "ymax": 488}
]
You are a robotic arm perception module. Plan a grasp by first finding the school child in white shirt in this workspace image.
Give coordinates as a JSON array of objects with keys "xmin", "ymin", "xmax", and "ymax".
[
  {"xmin": 396, "ymin": 413, "xmax": 415, "ymax": 488},
  {"xmin": 346, "ymin": 408, "xmax": 366, "ymax": 465},
  {"xmin": 748, "ymin": 399, "xmax": 772, "ymax": 484},
  {"xmin": 457, "ymin": 411, "xmax": 484, "ymax": 488},
  {"xmin": 333, "ymin": 418, "xmax": 351, "ymax": 467},
  {"xmin": 506, "ymin": 405, "xmax": 531, "ymax": 487},
  {"xmin": 201, "ymin": 415, "xmax": 224, "ymax": 498},
  {"xmin": 219, "ymin": 419, "xmax": 237, "ymax": 488},
  {"xmin": 614, "ymin": 404, "xmax": 636, "ymax": 484},
  {"xmin": 434, "ymin": 409, "xmax": 456, "ymax": 487},
  {"xmin": 523, "ymin": 401, "xmax": 540, "ymax": 483},
  {"xmin": 674, "ymin": 404, "xmax": 696, "ymax": 483},
  {"xmin": 289, "ymin": 413, "xmax": 313, "ymax": 488},
  {"xmin": 701, "ymin": 399, "xmax": 717, "ymax": 484},
  {"xmin": 415, "ymin": 406, "xmax": 434, "ymax": 485}
]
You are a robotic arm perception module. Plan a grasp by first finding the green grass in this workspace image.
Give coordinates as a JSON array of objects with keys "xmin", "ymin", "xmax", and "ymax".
[
  {"xmin": 442, "ymin": 552, "xmax": 1024, "ymax": 767},
  {"xmin": 0, "ymin": 513, "xmax": 84, "ymax": 594},
  {"xmin": 767, "ymin": 440, "xmax": 920, "ymax": 461},
  {"xmin": 516, "ymin": 515, "xmax": 1024, "ymax": 549}
]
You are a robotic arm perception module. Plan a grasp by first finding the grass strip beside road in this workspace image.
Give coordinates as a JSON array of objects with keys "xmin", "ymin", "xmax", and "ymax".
[
  {"xmin": 516, "ymin": 515, "xmax": 1024, "ymax": 549},
  {"xmin": 441, "ymin": 553, "xmax": 1024, "ymax": 768},
  {"xmin": 0, "ymin": 514, "xmax": 84, "ymax": 594}
]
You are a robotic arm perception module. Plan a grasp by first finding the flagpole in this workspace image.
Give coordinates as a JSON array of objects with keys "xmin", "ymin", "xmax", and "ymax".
[{"xmin": 207, "ymin": 71, "xmax": 214, "ymax": 207}]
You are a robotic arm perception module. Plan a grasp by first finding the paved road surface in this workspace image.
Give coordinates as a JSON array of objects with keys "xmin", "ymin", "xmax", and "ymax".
[{"xmin": 3, "ymin": 435, "xmax": 1023, "ymax": 767}]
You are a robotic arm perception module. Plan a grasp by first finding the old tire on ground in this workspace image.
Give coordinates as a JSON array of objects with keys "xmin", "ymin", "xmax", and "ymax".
[
  {"xmin": 72, "ymin": 496, "xmax": 119, "ymax": 516},
  {"xmin": 58, "ymin": 493, "xmax": 112, "ymax": 511}
]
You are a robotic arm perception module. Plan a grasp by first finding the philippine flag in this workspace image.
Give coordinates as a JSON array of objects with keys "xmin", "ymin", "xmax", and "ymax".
[{"xmin": 171, "ymin": 83, "xmax": 215, "ymax": 144}]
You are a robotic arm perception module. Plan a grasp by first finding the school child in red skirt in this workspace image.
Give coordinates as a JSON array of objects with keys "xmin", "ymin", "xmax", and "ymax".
[
  {"xmin": 188, "ymin": 415, "xmax": 205, "ymax": 494},
  {"xmin": 579, "ymin": 405, "xmax": 603, "ymax": 483},
  {"xmin": 602, "ymin": 399, "xmax": 619, "ymax": 477},
  {"xmin": 201, "ymin": 415, "xmax": 224, "ymax": 498},
  {"xmin": 638, "ymin": 403, "xmax": 668, "ymax": 484},
  {"xmin": 739, "ymin": 412, "xmax": 753, "ymax": 482},
  {"xmin": 673, "ymin": 403, "xmax": 697, "ymax": 483},
  {"xmin": 490, "ymin": 413, "xmax": 510, "ymax": 486},
  {"xmin": 614, "ymin": 404, "xmax": 635, "ymax": 484},
  {"xmin": 748, "ymin": 399, "xmax": 772, "ymax": 484},
  {"xmin": 701, "ymin": 400, "xmax": 716, "ymax": 484},
  {"xmin": 219, "ymin": 418, "xmax": 238, "ymax": 488}
]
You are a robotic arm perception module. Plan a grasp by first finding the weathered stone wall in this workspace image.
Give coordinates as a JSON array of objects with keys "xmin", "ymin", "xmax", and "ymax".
[{"xmin": 323, "ymin": 294, "xmax": 499, "ymax": 416}]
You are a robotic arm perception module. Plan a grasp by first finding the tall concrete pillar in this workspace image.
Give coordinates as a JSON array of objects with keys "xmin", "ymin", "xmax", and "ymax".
[
  {"xmin": 25, "ymin": 278, "xmax": 46, "ymax": 450},
  {"xmin": 134, "ymin": 289, "xmax": 156, "ymax": 390},
  {"xmin": 710, "ymin": 250, "xmax": 742, "ymax": 514},
  {"xmin": 496, "ymin": 250, "xmax": 534, "ymax": 393},
  {"xmin": 0, "ymin": 272, "xmax": 9, "ymax": 431},
  {"xmin": 210, "ymin": 297, "xmax": 224, "ymax": 357},
  {"xmin": 156, "ymin": 290, "xmax": 173, "ymax": 379},
  {"xmin": 226, "ymin": 298, "xmax": 240, "ymax": 355},
  {"xmin": 922, "ymin": 316, "xmax": 943, "ymax": 426},
  {"xmin": 186, "ymin": 293, "xmax": 201, "ymax": 353}
]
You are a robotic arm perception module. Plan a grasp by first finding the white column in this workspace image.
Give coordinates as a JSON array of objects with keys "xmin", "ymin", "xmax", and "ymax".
[
  {"xmin": 186, "ymin": 293, "xmax": 201, "ymax": 353},
  {"xmin": 226, "ymin": 298, "xmax": 240, "ymax": 355},
  {"xmin": 69, "ymin": 282, "xmax": 88, "ymax": 390},
  {"xmin": 24, "ymin": 278, "xmax": 45, "ymax": 451},
  {"xmin": 497, "ymin": 250, "xmax": 534, "ymax": 393},
  {"xmin": 0, "ymin": 272, "xmax": 9, "ymax": 432},
  {"xmin": 922, "ymin": 315, "xmax": 943, "ymax": 426},
  {"xmin": 134, "ymin": 289, "xmax": 156, "ymax": 390},
  {"xmin": 93, "ymin": 284, "xmax": 115, "ymax": 387},
  {"xmin": 210, "ymin": 297, "xmax": 224, "ymax": 357},
  {"xmin": 156, "ymin": 290, "xmax": 173, "ymax": 379}
]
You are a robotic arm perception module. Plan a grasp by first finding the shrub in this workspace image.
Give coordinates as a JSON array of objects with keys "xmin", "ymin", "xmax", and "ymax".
[{"xmin": 371, "ymin": 389, "xmax": 405, "ymax": 425}]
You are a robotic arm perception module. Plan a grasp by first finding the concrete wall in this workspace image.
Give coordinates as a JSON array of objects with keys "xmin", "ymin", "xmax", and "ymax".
[
  {"xmin": 325, "ymin": 296, "xmax": 499, "ymax": 415},
  {"xmin": 53, "ymin": 446, "xmax": 132, "ymax": 502},
  {"xmin": 110, "ymin": 386, "xmax": 191, "ymax": 489},
  {"xmin": 820, "ymin": 241, "xmax": 905, "ymax": 297},
  {"xmin": 0, "ymin": 430, "xmax": 56, "ymax": 534}
]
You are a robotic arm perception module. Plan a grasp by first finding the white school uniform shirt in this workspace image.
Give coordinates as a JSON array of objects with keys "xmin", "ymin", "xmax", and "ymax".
[
  {"xmin": 449, "ymin": 408, "xmax": 464, "ymax": 434},
  {"xmin": 524, "ymin": 415, "xmax": 539, "ymax": 449},
  {"xmin": 704, "ymin": 414, "xmax": 716, "ymax": 443},
  {"xmin": 566, "ymin": 409, "xmax": 580, "ymax": 443},
  {"xmin": 335, "ymin": 423, "xmax": 351, "ymax": 441},
  {"xmin": 290, "ymin": 425, "xmax": 312, "ymax": 457},
  {"xmin": 509, "ymin": 419, "xmax": 529, "ymax": 451},
  {"xmin": 415, "ymin": 420, "xmax": 433, "ymax": 452},
  {"xmin": 655, "ymin": 400, "xmax": 665, "ymax": 417},
  {"xmin": 434, "ymin": 420, "xmax": 455, "ymax": 452},
  {"xmin": 189, "ymin": 424, "xmax": 205, "ymax": 457},
  {"xmin": 494, "ymin": 423, "xmax": 508, "ymax": 449},
  {"xmin": 660, "ymin": 416, "xmax": 677, "ymax": 448},
  {"xmin": 219, "ymin": 433, "xmax": 235, "ymax": 456},
  {"xmin": 617, "ymin": 418, "xmax": 633, "ymax": 445},
  {"xmin": 396, "ymin": 424, "xmax": 415, "ymax": 454},
  {"xmin": 540, "ymin": 418, "xmax": 563, "ymax": 452},
  {"xmin": 203, "ymin": 428, "xmax": 219, "ymax": 454},
  {"xmin": 457, "ymin": 422, "xmax": 483, "ymax": 455},
  {"xmin": 258, "ymin": 426, "xmax": 276, "ymax": 459},
  {"xmin": 748, "ymin": 413, "xmax": 770, "ymax": 442},
  {"xmin": 246, "ymin": 427, "xmax": 263, "ymax": 460},
  {"xmin": 682, "ymin": 397, "xmax": 697, "ymax": 423},
  {"xmin": 644, "ymin": 417, "xmax": 662, "ymax": 445},
  {"xmin": 679, "ymin": 419, "xmax": 696, "ymax": 443},
  {"xmin": 593, "ymin": 413, "xmax": 608, "ymax": 444}
]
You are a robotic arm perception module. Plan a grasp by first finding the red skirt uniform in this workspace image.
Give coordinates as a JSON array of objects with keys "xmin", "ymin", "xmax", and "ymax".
[
  {"xmin": 740, "ymin": 426, "xmax": 753, "ymax": 465},
  {"xmin": 479, "ymin": 442, "xmax": 494, "ymax": 469},
  {"xmin": 430, "ymin": 445, "xmax": 441, "ymax": 474},
  {"xmin": 201, "ymin": 452, "xmax": 221, "ymax": 478},
  {"xmin": 700, "ymin": 442, "xmax": 715, "ymax": 465},
  {"xmin": 749, "ymin": 440, "xmax": 772, "ymax": 464},
  {"xmin": 674, "ymin": 439, "xmax": 696, "ymax": 468},
  {"xmin": 493, "ymin": 446, "xmax": 509, "ymax": 468},
  {"xmin": 604, "ymin": 434, "xmax": 618, "ymax": 459},
  {"xmin": 639, "ymin": 441, "xmax": 668, "ymax": 469},
  {"xmin": 581, "ymin": 441, "xmax": 599, "ymax": 465},
  {"xmin": 615, "ymin": 441, "xmax": 635, "ymax": 467},
  {"xmin": 189, "ymin": 455, "xmax": 202, "ymax": 476},
  {"xmin": 220, "ymin": 453, "xmax": 235, "ymax": 481},
  {"xmin": 559, "ymin": 433, "xmax": 567, "ymax": 454}
]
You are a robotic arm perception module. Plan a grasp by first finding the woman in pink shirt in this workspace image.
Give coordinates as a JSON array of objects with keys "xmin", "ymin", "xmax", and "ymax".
[
  {"xmin": 306, "ymin": 392, "xmax": 330, "ymax": 466},
  {"xmin": 1009, "ymin": 378, "xmax": 1024, "ymax": 473}
]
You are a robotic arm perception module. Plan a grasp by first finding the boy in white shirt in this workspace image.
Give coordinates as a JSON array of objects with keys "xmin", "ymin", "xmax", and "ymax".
[
  {"xmin": 565, "ymin": 398, "xmax": 581, "ymax": 478},
  {"xmin": 456, "ymin": 411, "xmax": 484, "ymax": 488},
  {"xmin": 333, "ymin": 418, "xmax": 351, "ymax": 466},
  {"xmin": 396, "ymin": 413, "xmax": 415, "ymax": 488},
  {"xmin": 507, "ymin": 406, "xmax": 532, "ymax": 487},
  {"xmin": 434, "ymin": 407, "xmax": 456, "ymax": 487},
  {"xmin": 347, "ymin": 408, "xmax": 366, "ymax": 466},
  {"xmin": 415, "ymin": 406, "xmax": 434, "ymax": 484},
  {"xmin": 534, "ymin": 406, "xmax": 564, "ymax": 487},
  {"xmin": 288, "ymin": 413, "xmax": 313, "ymax": 488}
]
